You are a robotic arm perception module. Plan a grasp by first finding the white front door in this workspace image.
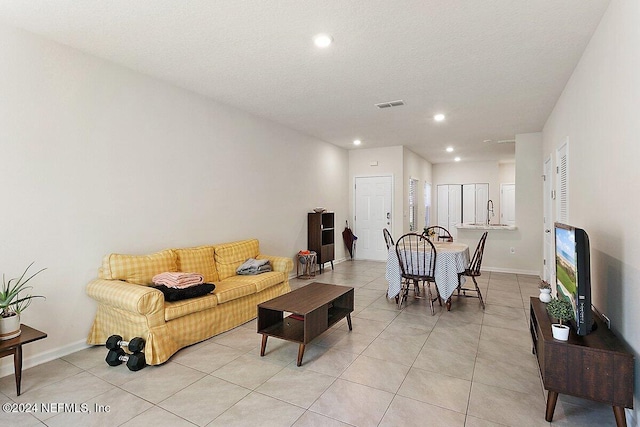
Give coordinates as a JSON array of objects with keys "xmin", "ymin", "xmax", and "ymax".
[
  {"xmin": 354, "ymin": 176, "xmax": 393, "ymax": 261},
  {"xmin": 543, "ymin": 157, "xmax": 553, "ymax": 283}
]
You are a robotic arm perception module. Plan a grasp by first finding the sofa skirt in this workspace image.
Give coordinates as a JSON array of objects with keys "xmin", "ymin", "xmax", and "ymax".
[{"xmin": 87, "ymin": 281, "xmax": 291, "ymax": 365}]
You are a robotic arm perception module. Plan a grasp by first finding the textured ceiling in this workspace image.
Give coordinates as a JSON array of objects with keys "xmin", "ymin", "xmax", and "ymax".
[{"xmin": 0, "ymin": 1, "xmax": 610, "ymax": 163}]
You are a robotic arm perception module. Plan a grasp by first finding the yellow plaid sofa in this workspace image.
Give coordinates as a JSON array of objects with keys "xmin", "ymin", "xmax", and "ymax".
[{"xmin": 86, "ymin": 239, "xmax": 292, "ymax": 365}]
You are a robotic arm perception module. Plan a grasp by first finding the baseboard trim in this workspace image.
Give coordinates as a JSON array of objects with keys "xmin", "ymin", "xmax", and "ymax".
[
  {"xmin": 287, "ymin": 259, "xmax": 540, "ymax": 278},
  {"xmin": 288, "ymin": 257, "xmax": 348, "ymax": 279},
  {"xmin": 626, "ymin": 408, "xmax": 637, "ymax": 427},
  {"xmin": 482, "ymin": 266, "xmax": 541, "ymax": 276},
  {"xmin": 0, "ymin": 338, "xmax": 90, "ymax": 378}
]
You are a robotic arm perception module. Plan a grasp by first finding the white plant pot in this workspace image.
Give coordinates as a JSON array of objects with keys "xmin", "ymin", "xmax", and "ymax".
[
  {"xmin": 0, "ymin": 313, "xmax": 21, "ymax": 340},
  {"xmin": 551, "ymin": 323, "xmax": 570, "ymax": 341},
  {"xmin": 539, "ymin": 288, "xmax": 552, "ymax": 303}
]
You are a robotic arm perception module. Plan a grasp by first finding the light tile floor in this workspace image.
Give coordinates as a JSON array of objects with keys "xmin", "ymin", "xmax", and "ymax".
[{"xmin": 0, "ymin": 261, "xmax": 618, "ymax": 426}]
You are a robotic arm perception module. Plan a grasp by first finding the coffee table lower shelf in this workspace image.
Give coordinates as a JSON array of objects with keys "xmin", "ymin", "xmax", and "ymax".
[{"xmin": 257, "ymin": 283, "xmax": 354, "ymax": 366}]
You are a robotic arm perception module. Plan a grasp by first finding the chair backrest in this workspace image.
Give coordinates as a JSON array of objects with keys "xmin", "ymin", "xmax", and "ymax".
[
  {"xmin": 395, "ymin": 233, "xmax": 437, "ymax": 280},
  {"xmin": 468, "ymin": 232, "xmax": 488, "ymax": 275},
  {"xmin": 423, "ymin": 226, "xmax": 453, "ymax": 242},
  {"xmin": 383, "ymin": 228, "xmax": 394, "ymax": 250}
]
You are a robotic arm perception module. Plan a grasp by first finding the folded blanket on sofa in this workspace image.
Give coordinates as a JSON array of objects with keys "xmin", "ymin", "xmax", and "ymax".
[
  {"xmin": 152, "ymin": 272, "xmax": 204, "ymax": 289},
  {"xmin": 236, "ymin": 258, "xmax": 272, "ymax": 275},
  {"xmin": 151, "ymin": 283, "xmax": 216, "ymax": 301}
]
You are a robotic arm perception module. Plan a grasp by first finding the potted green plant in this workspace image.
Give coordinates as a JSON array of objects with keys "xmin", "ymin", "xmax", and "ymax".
[
  {"xmin": 0, "ymin": 263, "xmax": 46, "ymax": 340},
  {"xmin": 546, "ymin": 297, "xmax": 573, "ymax": 341},
  {"xmin": 538, "ymin": 280, "xmax": 552, "ymax": 303}
]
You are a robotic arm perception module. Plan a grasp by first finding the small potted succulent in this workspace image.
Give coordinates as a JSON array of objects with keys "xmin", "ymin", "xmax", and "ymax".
[
  {"xmin": 0, "ymin": 263, "xmax": 46, "ymax": 340},
  {"xmin": 546, "ymin": 297, "xmax": 574, "ymax": 341},
  {"xmin": 538, "ymin": 280, "xmax": 552, "ymax": 303}
]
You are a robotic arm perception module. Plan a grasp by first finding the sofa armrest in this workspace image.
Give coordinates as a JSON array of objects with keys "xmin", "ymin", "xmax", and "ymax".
[
  {"xmin": 257, "ymin": 254, "xmax": 293, "ymax": 274},
  {"xmin": 86, "ymin": 279, "xmax": 164, "ymax": 316}
]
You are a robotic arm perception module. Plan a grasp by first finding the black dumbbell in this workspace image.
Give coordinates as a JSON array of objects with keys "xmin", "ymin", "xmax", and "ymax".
[
  {"xmin": 105, "ymin": 348, "xmax": 146, "ymax": 371},
  {"xmin": 106, "ymin": 335, "xmax": 145, "ymax": 353}
]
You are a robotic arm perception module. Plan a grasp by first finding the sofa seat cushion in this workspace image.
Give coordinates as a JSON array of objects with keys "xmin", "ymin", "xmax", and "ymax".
[
  {"xmin": 175, "ymin": 246, "xmax": 219, "ymax": 282},
  {"xmin": 99, "ymin": 249, "xmax": 177, "ymax": 285},
  {"xmin": 220, "ymin": 272, "xmax": 286, "ymax": 293},
  {"xmin": 214, "ymin": 239, "xmax": 260, "ymax": 280},
  {"xmin": 213, "ymin": 279, "xmax": 259, "ymax": 304},
  {"xmin": 164, "ymin": 293, "xmax": 218, "ymax": 321}
]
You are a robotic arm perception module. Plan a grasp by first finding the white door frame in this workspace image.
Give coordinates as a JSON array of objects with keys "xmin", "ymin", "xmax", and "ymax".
[
  {"xmin": 543, "ymin": 155, "xmax": 554, "ymax": 285},
  {"xmin": 353, "ymin": 174, "xmax": 394, "ymax": 260}
]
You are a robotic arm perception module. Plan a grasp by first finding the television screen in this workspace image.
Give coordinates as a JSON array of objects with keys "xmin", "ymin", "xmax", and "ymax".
[{"xmin": 555, "ymin": 222, "xmax": 593, "ymax": 335}]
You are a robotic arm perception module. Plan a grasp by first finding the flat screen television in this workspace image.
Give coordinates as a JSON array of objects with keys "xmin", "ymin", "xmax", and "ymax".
[{"xmin": 554, "ymin": 222, "xmax": 593, "ymax": 335}]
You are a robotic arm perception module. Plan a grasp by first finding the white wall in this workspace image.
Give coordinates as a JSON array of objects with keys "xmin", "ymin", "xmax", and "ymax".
[
  {"xmin": 348, "ymin": 146, "xmax": 433, "ymax": 243},
  {"xmin": 433, "ymin": 138, "xmax": 542, "ymax": 275},
  {"xmin": 0, "ymin": 23, "xmax": 349, "ymax": 371},
  {"xmin": 403, "ymin": 147, "xmax": 433, "ymax": 234},
  {"xmin": 433, "ymin": 160, "xmax": 501, "ymax": 221},
  {"xmin": 499, "ymin": 162, "xmax": 516, "ymax": 186},
  {"xmin": 542, "ymin": 0, "xmax": 640, "ymax": 421},
  {"xmin": 513, "ymin": 133, "xmax": 543, "ymax": 274}
]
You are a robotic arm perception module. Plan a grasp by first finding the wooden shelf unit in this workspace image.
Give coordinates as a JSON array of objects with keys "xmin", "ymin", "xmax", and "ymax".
[
  {"xmin": 529, "ymin": 297, "xmax": 634, "ymax": 427},
  {"xmin": 308, "ymin": 212, "xmax": 335, "ymax": 272}
]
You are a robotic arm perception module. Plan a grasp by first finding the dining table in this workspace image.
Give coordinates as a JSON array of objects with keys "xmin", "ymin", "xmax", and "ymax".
[{"xmin": 385, "ymin": 241, "xmax": 470, "ymax": 310}]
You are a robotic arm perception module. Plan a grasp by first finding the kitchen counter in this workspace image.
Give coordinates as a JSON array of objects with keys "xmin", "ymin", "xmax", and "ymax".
[{"xmin": 456, "ymin": 223, "xmax": 517, "ymax": 230}]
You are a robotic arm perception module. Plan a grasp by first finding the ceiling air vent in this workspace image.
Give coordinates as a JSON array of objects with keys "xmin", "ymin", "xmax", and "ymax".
[
  {"xmin": 375, "ymin": 100, "xmax": 405, "ymax": 109},
  {"xmin": 497, "ymin": 139, "xmax": 516, "ymax": 144}
]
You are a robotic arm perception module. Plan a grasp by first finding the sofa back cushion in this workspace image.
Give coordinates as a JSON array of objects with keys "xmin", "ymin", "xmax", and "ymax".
[
  {"xmin": 214, "ymin": 239, "xmax": 260, "ymax": 280},
  {"xmin": 99, "ymin": 249, "xmax": 178, "ymax": 285},
  {"xmin": 174, "ymin": 246, "xmax": 219, "ymax": 282}
]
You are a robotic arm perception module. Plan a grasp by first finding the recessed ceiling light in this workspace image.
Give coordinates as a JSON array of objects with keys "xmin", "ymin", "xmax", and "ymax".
[
  {"xmin": 434, "ymin": 113, "xmax": 445, "ymax": 122},
  {"xmin": 446, "ymin": 147, "xmax": 454, "ymax": 152},
  {"xmin": 313, "ymin": 34, "xmax": 333, "ymax": 48},
  {"xmin": 454, "ymin": 157, "xmax": 461, "ymax": 162},
  {"xmin": 483, "ymin": 139, "xmax": 492, "ymax": 143},
  {"xmin": 353, "ymin": 139, "xmax": 361, "ymax": 146}
]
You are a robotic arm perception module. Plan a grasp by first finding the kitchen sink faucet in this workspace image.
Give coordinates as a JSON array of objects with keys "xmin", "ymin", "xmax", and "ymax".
[{"xmin": 487, "ymin": 200, "xmax": 494, "ymax": 225}]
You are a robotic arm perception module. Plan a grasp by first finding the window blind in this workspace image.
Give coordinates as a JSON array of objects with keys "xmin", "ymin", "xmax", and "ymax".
[
  {"xmin": 409, "ymin": 178, "xmax": 418, "ymax": 231},
  {"xmin": 557, "ymin": 142, "xmax": 568, "ymax": 223}
]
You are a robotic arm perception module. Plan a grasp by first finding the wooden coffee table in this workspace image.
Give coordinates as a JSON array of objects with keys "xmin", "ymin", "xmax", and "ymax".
[
  {"xmin": 0, "ymin": 324, "xmax": 47, "ymax": 396},
  {"xmin": 258, "ymin": 282, "xmax": 354, "ymax": 366}
]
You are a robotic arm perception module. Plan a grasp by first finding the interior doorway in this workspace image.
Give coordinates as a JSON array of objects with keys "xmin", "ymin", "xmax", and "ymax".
[{"xmin": 354, "ymin": 175, "xmax": 393, "ymax": 261}]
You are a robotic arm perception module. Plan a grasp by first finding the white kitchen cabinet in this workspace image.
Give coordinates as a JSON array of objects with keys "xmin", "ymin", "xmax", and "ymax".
[
  {"xmin": 475, "ymin": 183, "xmax": 489, "ymax": 224},
  {"xmin": 500, "ymin": 183, "xmax": 516, "ymax": 225},
  {"xmin": 462, "ymin": 183, "xmax": 489, "ymax": 224},
  {"xmin": 437, "ymin": 184, "xmax": 462, "ymax": 239},
  {"xmin": 462, "ymin": 184, "xmax": 476, "ymax": 224},
  {"xmin": 439, "ymin": 183, "xmax": 489, "ymax": 236}
]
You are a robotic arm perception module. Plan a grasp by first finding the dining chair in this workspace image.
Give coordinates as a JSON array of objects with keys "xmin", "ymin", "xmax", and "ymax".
[
  {"xmin": 423, "ymin": 226, "xmax": 453, "ymax": 242},
  {"xmin": 383, "ymin": 228, "xmax": 394, "ymax": 251},
  {"xmin": 395, "ymin": 233, "xmax": 441, "ymax": 314},
  {"xmin": 457, "ymin": 231, "xmax": 488, "ymax": 309}
]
